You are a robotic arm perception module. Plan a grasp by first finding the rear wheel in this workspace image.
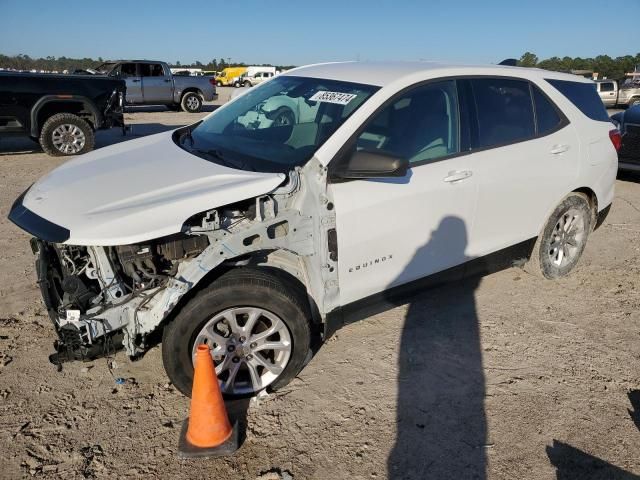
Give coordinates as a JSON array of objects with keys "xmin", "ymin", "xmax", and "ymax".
[
  {"xmin": 39, "ymin": 113, "xmax": 94, "ymax": 156},
  {"xmin": 630, "ymin": 97, "xmax": 640, "ymax": 107},
  {"xmin": 525, "ymin": 193, "xmax": 592, "ymax": 279},
  {"xmin": 180, "ymin": 92, "xmax": 203, "ymax": 113},
  {"xmin": 162, "ymin": 268, "xmax": 312, "ymax": 398}
]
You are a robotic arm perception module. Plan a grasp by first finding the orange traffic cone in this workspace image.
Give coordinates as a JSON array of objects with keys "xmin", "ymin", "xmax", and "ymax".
[{"xmin": 178, "ymin": 344, "xmax": 239, "ymax": 458}]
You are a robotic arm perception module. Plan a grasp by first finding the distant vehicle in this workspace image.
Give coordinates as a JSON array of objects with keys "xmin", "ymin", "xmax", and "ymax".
[
  {"xmin": 617, "ymin": 80, "xmax": 640, "ymax": 108},
  {"xmin": 611, "ymin": 106, "xmax": 640, "ymax": 171},
  {"xmin": 595, "ymin": 80, "xmax": 618, "ymax": 107},
  {"xmin": 235, "ymin": 66, "xmax": 277, "ymax": 87},
  {"xmin": 169, "ymin": 67, "xmax": 203, "ymax": 76},
  {"xmin": 216, "ymin": 67, "xmax": 247, "ymax": 87},
  {"xmin": 92, "ymin": 60, "xmax": 217, "ymax": 112},
  {"xmin": 0, "ymin": 71, "xmax": 125, "ymax": 156},
  {"xmin": 8, "ymin": 62, "xmax": 617, "ymax": 398},
  {"xmin": 203, "ymin": 70, "xmax": 219, "ymax": 77}
]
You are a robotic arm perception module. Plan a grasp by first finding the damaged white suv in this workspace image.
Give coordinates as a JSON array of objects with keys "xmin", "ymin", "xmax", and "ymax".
[{"xmin": 9, "ymin": 62, "xmax": 618, "ymax": 397}]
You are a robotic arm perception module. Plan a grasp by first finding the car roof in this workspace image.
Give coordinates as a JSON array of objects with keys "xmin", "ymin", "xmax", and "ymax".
[{"xmin": 283, "ymin": 61, "xmax": 593, "ymax": 87}]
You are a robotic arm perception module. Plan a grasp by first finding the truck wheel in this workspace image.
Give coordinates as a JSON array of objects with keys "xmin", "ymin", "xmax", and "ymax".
[
  {"xmin": 39, "ymin": 113, "xmax": 94, "ymax": 156},
  {"xmin": 630, "ymin": 97, "xmax": 640, "ymax": 107},
  {"xmin": 524, "ymin": 193, "xmax": 592, "ymax": 279},
  {"xmin": 243, "ymin": 81, "xmax": 252, "ymax": 87},
  {"xmin": 162, "ymin": 268, "xmax": 312, "ymax": 398},
  {"xmin": 216, "ymin": 80, "xmax": 223, "ymax": 87},
  {"xmin": 181, "ymin": 92, "xmax": 203, "ymax": 113}
]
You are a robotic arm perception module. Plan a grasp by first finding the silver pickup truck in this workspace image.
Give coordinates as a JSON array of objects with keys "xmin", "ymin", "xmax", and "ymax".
[{"xmin": 92, "ymin": 60, "xmax": 217, "ymax": 112}]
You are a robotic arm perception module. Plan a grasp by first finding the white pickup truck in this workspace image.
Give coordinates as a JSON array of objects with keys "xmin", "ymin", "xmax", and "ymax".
[{"xmin": 92, "ymin": 60, "xmax": 217, "ymax": 112}]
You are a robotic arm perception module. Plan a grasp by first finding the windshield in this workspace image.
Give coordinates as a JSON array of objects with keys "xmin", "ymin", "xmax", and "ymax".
[
  {"xmin": 94, "ymin": 62, "xmax": 117, "ymax": 74},
  {"xmin": 180, "ymin": 75, "xmax": 379, "ymax": 173}
]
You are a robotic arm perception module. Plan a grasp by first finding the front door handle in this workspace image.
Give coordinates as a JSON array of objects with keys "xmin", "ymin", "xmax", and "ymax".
[
  {"xmin": 131, "ymin": 79, "xmax": 141, "ymax": 83},
  {"xmin": 444, "ymin": 170, "xmax": 473, "ymax": 183},
  {"xmin": 550, "ymin": 144, "xmax": 570, "ymax": 154}
]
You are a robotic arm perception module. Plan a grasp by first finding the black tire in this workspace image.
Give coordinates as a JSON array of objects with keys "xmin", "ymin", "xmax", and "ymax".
[
  {"xmin": 162, "ymin": 268, "xmax": 312, "ymax": 398},
  {"xmin": 243, "ymin": 81, "xmax": 251, "ymax": 87},
  {"xmin": 180, "ymin": 92, "xmax": 203, "ymax": 113},
  {"xmin": 271, "ymin": 107, "xmax": 295, "ymax": 126},
  {"xmin": 524, "ymin": 193, "xmax": 592, "ymax": 279},
  {"xmin": 630, "ymin": 97, "xmax": 640, "ymax": 108},
  {"xmin": 39, "ymin": 113, "xmax": 94, "ymax": 157},
  {"xmin": 216, "ymin": 80, "xmax": 223, "ymax": 87}
]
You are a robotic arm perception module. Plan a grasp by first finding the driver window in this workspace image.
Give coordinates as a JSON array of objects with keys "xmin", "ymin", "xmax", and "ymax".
[
  {"xmin": 142, "ymin": 63, "xmax": 165, "ymax": 77},
  {"xmin": 356, "ymin": 80, "xmax": 460, "ymax": 164},
  {"xmin": 120, "ymin": 63, "xmax": 138, "ymax": 77}
]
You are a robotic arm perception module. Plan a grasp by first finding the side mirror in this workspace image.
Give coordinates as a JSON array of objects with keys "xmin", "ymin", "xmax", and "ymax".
[{"xmin": 333, "ymin": 150, "xmax": 409, "ymax": 179}]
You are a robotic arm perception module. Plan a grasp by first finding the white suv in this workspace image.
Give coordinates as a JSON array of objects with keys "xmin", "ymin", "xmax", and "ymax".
[{"xmin": 8, "ymin": 62, "xmax": 619, "ymax": 397}]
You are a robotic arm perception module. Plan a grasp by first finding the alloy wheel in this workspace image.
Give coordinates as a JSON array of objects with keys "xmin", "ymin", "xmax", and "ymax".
[{"xmin": 192, "ymin": 306, "xmax": 292, "ymax": 395}]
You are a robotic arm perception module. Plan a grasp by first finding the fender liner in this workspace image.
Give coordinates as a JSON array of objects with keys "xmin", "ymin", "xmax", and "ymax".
[{"xmin": 30, "ymin": 95, "xmax": 102, "ymax": 137}]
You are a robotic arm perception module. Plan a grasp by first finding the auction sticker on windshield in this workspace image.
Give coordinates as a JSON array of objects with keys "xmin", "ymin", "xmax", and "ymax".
[{"xmin": 309, "ymin": 91, "xmax": 357, "ymax": 105}]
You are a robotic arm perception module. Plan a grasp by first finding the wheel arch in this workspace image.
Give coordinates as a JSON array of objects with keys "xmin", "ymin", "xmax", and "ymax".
[
  {"xmin": 160, "ymin": 249, "xmax": 322, "ymax": 334},
  {"xmin": 30, "ymin": 95, "xmax": 101, "ymax": 137},
  {"xmin": 572, "ymin": 186, "xmax": 598, "ymax": 230}
]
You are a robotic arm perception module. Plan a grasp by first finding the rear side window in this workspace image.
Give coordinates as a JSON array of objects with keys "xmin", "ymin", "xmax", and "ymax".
[
  {"xmin": 532, "ymin": 85, "xmax": 563, "ymax": 135},
  {"xmin": 546, "ymin": 79, "xmax": 609, "ymax": 122},
  {"xmin": 599, "ymin": 82, "xmax": 614, "ymax": 92},
  {"xmin": 471, "ymin": 78, "xmax": 535, "ymax": 148}
]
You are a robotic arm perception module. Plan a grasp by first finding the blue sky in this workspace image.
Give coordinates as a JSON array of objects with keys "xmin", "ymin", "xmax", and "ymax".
[{"xmin": 1, "ymin": 0, "xmax": 638, "ymax": 66}]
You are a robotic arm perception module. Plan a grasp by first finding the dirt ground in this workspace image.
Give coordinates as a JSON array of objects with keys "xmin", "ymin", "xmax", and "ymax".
[{"xmin": 0, "ymin": 91, "xmax": 639, "ymax": 479}]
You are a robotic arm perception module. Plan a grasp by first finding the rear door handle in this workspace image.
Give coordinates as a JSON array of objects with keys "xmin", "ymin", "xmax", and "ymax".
[
  {"xmin": 550, "ymin": 144, "xmax": 570, "ymax": 154},
  {"xmin": 444, "ymin": 170, "xmax": 473, "ymax": 183}
]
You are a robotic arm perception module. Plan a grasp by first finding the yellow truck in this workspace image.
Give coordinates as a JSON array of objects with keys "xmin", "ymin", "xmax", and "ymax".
[{"xmin": 215, "ymin": 67, "xmax": 247, "ymax": 87}]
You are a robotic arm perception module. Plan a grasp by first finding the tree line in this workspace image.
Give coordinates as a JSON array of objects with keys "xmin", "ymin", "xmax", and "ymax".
[
  {"xmin": 1, "ymin": 52, "xmax": 638, "ymax": 79},
  {"xmin": 0, "ymin": 54, "xmax": 296, "ymax": 72},
  {"xmin": 518, "ymin": 52, "xmax": 640, "ymax": 80}
]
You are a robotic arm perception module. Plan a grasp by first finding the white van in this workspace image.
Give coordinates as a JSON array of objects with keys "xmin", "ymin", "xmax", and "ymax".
[
  {"xmin": 236, "ymin": 66, "xmax": 277, "ymax": 87},
  {"xmin": 9, "ymin": 62, "xmax": 618, "ymax": 398}
]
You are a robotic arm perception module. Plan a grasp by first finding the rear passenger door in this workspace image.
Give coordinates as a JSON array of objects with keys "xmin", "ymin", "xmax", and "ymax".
[
  {"xmin": 464, "ymin": 77, "xmax": 580, "ymax": 257},
  {"xmin": 599, "ymin": 82, "xmax": 616, "ymax": 106}
]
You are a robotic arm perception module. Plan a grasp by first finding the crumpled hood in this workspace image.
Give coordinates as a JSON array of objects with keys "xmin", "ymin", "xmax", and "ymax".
[{"xmin": 18, "ymin": 131, "xmax": 286, "ymax": 245}]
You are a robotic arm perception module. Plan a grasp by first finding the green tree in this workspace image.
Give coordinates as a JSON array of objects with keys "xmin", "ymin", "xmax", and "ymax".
[{"xmin": 518, "ymin": 52, "xmax": 538, "ymax": 68}]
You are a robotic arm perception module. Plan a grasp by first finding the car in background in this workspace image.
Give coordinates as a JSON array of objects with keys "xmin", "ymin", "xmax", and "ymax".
[
  {"xmin": 8, "ymin": 62, "xmax": 617, "ymax": 398},
  {"xmin": 596, "ymin": 79, "xmax": 618, "ymax": 107},
  {"xmin": 0, "ymin": 71, "xmax": 125, "ymax": 156},
  {"xmin": 235, "ymin": 66, "xmax": 277, "ymax": 87},
  {"xmin": 93, "ymin": 60, "xmax": 216, "ymax": 112},
  {"xmin": 617, "ymin": 79, "xmax": 640, "ymax": 108},
  {"xmin": 611, "ymin": 106, "xmax": 640, "ymax": 171}
]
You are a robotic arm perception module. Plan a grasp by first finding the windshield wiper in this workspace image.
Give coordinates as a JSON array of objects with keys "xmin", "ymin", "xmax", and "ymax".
[{"xmin": 193, "ymin": 148, "xmax": 253, "ymax": 171}]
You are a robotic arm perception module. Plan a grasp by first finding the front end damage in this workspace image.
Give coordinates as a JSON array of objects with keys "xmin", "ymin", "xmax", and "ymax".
[{"xmin": 26, "ymin": 159, "xmax": 339, "ymax": 363}]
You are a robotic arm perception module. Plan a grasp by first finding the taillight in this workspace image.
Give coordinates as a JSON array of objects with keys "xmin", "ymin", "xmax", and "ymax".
[
  {"xmin": 209, "ymin": 78, "xmax": 216, "ymax": 87},
  {"xmin": 609, "ymin": 129, "xmax": 622, "ymax": 151}
]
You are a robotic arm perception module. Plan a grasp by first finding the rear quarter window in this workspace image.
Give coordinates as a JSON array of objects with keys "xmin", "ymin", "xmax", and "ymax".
[{"xmin": 546, "ymin": 79, "xmax": 609, "ymax": 122}]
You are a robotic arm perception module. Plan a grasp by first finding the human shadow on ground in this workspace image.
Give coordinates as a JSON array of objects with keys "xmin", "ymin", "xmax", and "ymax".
[
  {"xmin": 546, "ymin": 440, "xmax": 640, "ymax": 480},
  {"xmin": 385, "ymin": 217, "xmax": 487, "ymax": 479},
  {"xmin": 628, "ymin": 389, "xmax": 640, "ymax": 433}
]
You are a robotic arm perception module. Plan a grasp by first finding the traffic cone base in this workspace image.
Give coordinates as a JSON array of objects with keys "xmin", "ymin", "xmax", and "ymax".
[
  {"xmin": 178, "ymin": 417, "xmax": 239, "ymax": 458},
  {"xmin": 177, "ymin": 344, "xmax": 240, "ymax": 458}
]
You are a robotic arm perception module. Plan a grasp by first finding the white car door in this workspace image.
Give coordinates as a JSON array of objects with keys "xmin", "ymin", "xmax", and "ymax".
[
  {"xmin": 330, "ymin": 80, "xmax": 479, "ymax": 305},
  {"xmin": 463, "ymin": 78, "xmax": 580, "ymax": 257}
]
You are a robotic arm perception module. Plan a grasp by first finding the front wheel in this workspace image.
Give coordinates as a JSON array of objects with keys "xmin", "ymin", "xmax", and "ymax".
[
  {"xmin": 525, "ymin": 193, "xmax": 592, "ymax": 279},
  {"xmin": 180, "ymin": 92, "xmax": 203, "ymax": 113},
  {"xmin": 162, "ymin": 268, "xmax": 312, "ymax": 398}
]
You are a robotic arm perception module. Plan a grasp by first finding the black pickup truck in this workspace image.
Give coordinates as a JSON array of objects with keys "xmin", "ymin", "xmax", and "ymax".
[{"xmin": 0, "ymin": 72, "xmax": 125, "ymax": 156}]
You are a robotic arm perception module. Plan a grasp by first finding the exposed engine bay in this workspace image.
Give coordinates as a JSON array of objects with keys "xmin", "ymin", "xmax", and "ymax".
[
  {"xmin": 34, "ymin": 163, "xmax": 338, "ymax": 364},
  {"xmin": 37, "ymin": 234, "xmax": 209, "ymax": 362}
]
